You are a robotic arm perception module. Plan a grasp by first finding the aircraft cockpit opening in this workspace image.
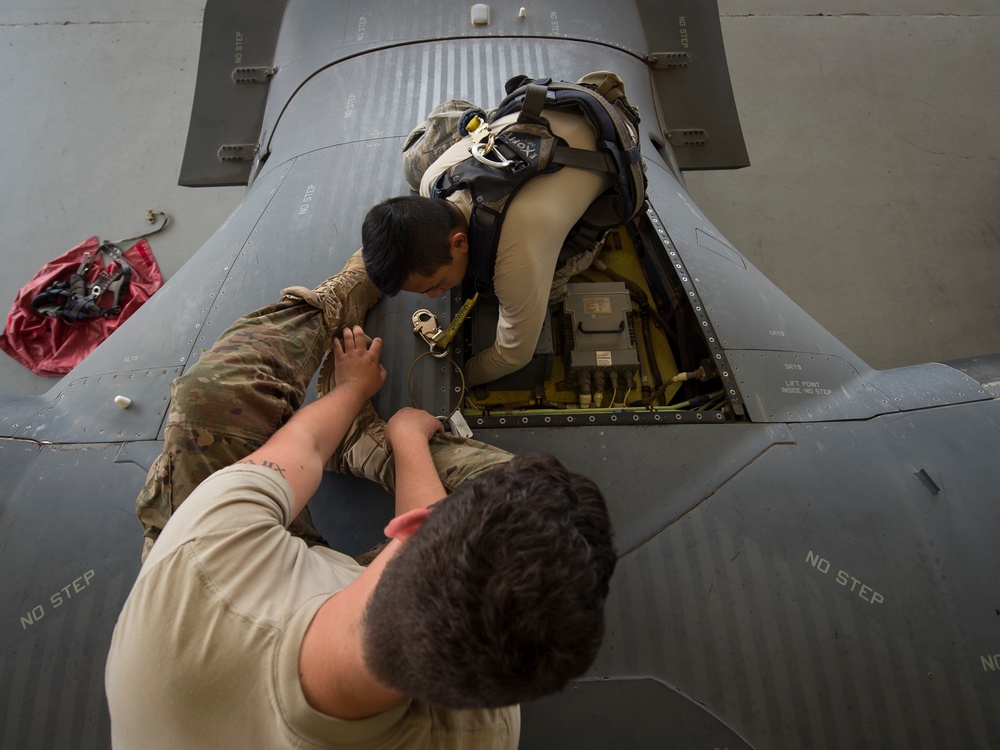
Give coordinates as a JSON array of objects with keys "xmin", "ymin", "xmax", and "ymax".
[{"xmin": 426, "ymin": 209, "xmax": 739, "ymax": 428}]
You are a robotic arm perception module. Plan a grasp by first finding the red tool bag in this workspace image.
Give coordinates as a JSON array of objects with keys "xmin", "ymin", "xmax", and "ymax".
[{"xmin": 1, "ymin": 234, "xmax": 164, "ymax": 377}]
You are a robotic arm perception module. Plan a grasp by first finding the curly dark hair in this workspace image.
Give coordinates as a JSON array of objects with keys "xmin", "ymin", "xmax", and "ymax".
[
  {"xmin": 361, "ymin": 452, "xmax": 616, "ymax": 708},
  {"xmin": 361, "ymin": 196, "xmax": 464, "ymax": 295}
]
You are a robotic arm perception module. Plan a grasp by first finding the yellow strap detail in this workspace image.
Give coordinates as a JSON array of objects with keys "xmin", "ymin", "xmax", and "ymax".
[{"xmin": 430, "ymin": 292, "xmax": 479, "ymax": 355}]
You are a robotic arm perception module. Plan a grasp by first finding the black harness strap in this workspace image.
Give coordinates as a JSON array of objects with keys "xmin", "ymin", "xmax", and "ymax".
[
  {"xmin": 551, "ymin": 147, "xmax": 615, "ymax": 173},
  {"xmin": 517, "ymin": 82, "xmax": 549, "ymax": 125}
]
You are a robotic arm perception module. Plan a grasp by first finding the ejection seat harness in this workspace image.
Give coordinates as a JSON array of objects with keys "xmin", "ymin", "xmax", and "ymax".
[
  {"xmin": 31, "ymin": 210, "xmax": 170, "ymax": 321},
  {"xmin": 30, "ymin": 243, "xmax": 132, "ymax": 321}
]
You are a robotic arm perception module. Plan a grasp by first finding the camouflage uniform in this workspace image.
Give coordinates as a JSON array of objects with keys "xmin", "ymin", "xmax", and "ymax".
[
  {"xmin": 402, "ymin": 99, "xmax": 493, "ymax": 191},
  {"xmin": 136, "ymin": 266, "xmax": 511, "ymax": 562}
]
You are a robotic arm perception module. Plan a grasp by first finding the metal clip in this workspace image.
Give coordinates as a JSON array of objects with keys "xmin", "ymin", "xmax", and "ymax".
[
  {"xmin": 77, "ymin": 252, "xmax": 92, "ymax": 276},
  {"xmin": 468, "ymin": 120, "xmax": 513, "ymax": 168},
  {"xmin": 412, "ymin": 309, "xmax": 450, "ymax": 357},
  {"xmin": 412, "ymin": 293, "xmax": 480, "ymax": 358}
]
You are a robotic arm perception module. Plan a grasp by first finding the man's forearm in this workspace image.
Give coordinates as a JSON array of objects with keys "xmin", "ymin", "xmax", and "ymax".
[
  {"xmin": 390, "ymin": 436, "xmax": 447, "ymax": 516},
  {"xmin": 240, "ymin": 383, "xmax": 369, "ymax": 518},
  {"xmin": 297, "ymin": 383, "xmax": 370, "ymax": 461}
]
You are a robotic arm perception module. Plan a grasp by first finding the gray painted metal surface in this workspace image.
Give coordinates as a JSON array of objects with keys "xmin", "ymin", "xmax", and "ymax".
[
  {"xmin": 178, "ymin": 0, "xmax": 287, "ymax": 186},
  {"xmin": 2, "ymin": 1, "xmax": 998, "ymax": 748},
  {"xmin": 180, "ymin": 0, "xmax": 748, "ymax": 184}
]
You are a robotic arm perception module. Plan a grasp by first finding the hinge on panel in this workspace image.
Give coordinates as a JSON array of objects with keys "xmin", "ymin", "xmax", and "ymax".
[
  {"xmin": 232, "ymin": 66, "xmax": 276, "ymax": 84},
  {"xmin": 649, "ymin": 52, "xmax": 690, "ymax": 70},
  {"xmin": 217, "ymin": 143, "xmax": 257, "ymax": 162},
  {"xmin": 666, "ymin": 129, "xmax": 708, "ymax": 148}
]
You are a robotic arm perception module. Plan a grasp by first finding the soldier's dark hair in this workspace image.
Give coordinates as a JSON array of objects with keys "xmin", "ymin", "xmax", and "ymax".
[
  {"xmin": 362, "ymin": 452, "xmax": 617, "ymax": 708},
  {"xmin": 361, "ymin": 196, "xmax": 464, "ymax": 295}
]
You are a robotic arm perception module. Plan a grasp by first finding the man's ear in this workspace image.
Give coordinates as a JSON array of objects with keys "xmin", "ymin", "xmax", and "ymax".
[
  {"xmin": 450, "ymin": 231, "xmax": 469, "ymax": 255},
  {"xmin": 384, "ymin": 507, "xmax": 431, "ymax": 543}
]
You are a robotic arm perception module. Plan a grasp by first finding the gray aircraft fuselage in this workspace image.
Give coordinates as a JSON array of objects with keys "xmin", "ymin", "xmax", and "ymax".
[{"xmin": 2, "ymin": 1, "xmax": 998, "ymax": 748}]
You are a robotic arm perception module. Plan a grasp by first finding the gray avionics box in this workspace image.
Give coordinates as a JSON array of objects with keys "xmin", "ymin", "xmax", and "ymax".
[{"xmin": 563, "ymin": 282, "xmax": 638, "ymax": 372}]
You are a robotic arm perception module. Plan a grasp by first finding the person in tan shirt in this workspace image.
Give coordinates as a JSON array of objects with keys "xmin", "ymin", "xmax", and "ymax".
[
  {"xmin": 106, "ymin": 258, "xmax": 616, "ymax": 749},
  {"xmin": 362, "ymin": 108, "xmax": 611, "ymax": 387}
]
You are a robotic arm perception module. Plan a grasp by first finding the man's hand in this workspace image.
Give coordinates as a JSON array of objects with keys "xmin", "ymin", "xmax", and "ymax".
[
  {"xmin": 237, "ymin": 325, "xmax": 386, "ymax": 518},
  {"xmin": 332, "ymin": 326, "xmax": 386, "ymax": 400},
  {"xmin": 386, "ymin": 407, "xmax": 444, "ymax": 447}
]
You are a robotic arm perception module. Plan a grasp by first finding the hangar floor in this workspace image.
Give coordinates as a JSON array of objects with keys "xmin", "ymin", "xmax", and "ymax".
[{"xmin": 1, "ymin": 0, "xmax": 998, "ymax": 395}]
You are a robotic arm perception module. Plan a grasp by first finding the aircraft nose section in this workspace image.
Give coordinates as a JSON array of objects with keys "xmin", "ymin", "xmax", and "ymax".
[{"xmin": 520, "ymin": 676, "xmax": 754, "ymax": 749}]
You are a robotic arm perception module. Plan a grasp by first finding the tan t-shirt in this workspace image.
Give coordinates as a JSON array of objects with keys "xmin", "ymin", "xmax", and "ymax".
[
  {"xmin": 105, "ymin": 464, "xmax": 519, "ymax": 749},
  {"xmin": 421, "ymin": 109, "xmax": 611, "ymax": 386}
]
